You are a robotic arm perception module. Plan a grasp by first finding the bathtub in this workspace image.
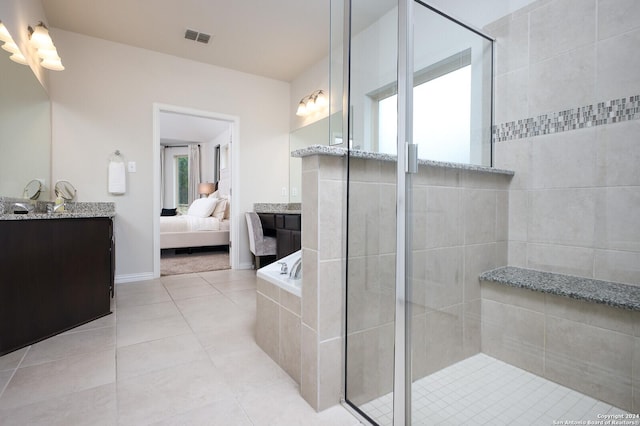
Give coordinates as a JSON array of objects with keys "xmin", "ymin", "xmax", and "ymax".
[{"xmin": 256, "ymin": 250, "xmax": 302, "ymax": 297}]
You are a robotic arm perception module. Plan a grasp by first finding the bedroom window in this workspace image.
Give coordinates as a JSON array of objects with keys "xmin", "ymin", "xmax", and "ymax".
[{"xmin": 175, "ymin": 155, "xmax": 188, "ymax": 206}]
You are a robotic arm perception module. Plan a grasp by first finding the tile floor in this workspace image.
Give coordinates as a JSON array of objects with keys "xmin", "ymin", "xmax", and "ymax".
[
  {"xmin": 0, "ymin": 270, "xmax": 361, "ymax": 426},
  {"xmin": 359, "ymin": 353, "xmax": 631, "ymax": 426}
]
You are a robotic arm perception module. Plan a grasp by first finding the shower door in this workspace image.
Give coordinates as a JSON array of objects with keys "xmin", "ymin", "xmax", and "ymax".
[{"xmin": 344, "ymin": 0, "xmax": 493, "ymax": 424}]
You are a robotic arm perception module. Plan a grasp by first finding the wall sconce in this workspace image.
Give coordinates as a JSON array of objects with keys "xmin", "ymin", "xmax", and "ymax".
[
  {"xmin": 0, "ymin": 21, "xmax": 28, "ymax": 65},
  {"xmin": 296, "ymin": 89, "xmax": 327, "ymax": 117},
  {"xmin": 28, "ymin": 22, "xmax": 64, "ymax": 71}
]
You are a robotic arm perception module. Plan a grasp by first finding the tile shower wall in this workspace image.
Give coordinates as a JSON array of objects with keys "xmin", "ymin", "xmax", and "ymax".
[
  {"xmin": 487, "ymin": 0, "xmax": 640, "ymax": 286},
  {"xmin": 341, "ymin": 156, "xmax": 512, "ymax": 407}
]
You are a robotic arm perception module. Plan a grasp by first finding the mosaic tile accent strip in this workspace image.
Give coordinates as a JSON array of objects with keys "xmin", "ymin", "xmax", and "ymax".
[{"xmin": 493, "ymin": 95, "xmax": 640, "ymax": 142}]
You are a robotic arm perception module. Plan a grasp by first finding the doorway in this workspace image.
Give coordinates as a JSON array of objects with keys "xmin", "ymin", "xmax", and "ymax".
[{"xmin": 152, "ymin": 104, "xmax": 241, "ymax": 278}]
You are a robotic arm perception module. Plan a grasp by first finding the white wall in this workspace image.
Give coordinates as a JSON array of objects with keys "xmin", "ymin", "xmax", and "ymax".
[{"xmin": 49, "ymin": 29, "xmax": 291, "ymax": 279}]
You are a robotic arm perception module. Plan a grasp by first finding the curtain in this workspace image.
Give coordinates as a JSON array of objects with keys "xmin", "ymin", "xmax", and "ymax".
[
  {"xmin": 160, "ymin": 146, "xmax": 165, "ymax": 209},
  {"xmin": 188, "ymin": 144, "xmax": 201, "ymax": 204}
]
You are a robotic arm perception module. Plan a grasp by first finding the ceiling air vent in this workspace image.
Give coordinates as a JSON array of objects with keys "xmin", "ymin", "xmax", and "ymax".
[{"xmin": 184, "ymin": 29, "xmax": 211, "ymax": 44}]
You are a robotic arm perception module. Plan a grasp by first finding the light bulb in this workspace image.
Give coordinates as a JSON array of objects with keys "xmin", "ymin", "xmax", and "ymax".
[
  {"xmin": 0, "ymin": 23, "xmax": 13, "ymax": 43},
  {"xmin": 1, "ymin": 41, "xmax": 20, "ymax": 54},
  {"xmin": 306, "ymin": 97, "xmax": 316, "ymax": 113},
  {"xmin": 38, "ymin": 47, "xmax": 59, "ymax": 60},
  {"xmin": 41, "ymin": 57, "xmax": 64, "ymax": 71},
  {"xmin": 315, "ymin": 90, "xmax": 327, "ymax": 107},
  {"xmin": 296, "ymin": 101, "xmax": 307, "ymax": 117},
  {"xmin": 10, "ymin": 52, "xmax": 28, "ymax": 65},
  {"xmin": 30, "ymin": 24, "xmax": 54, "ymax": 49}
]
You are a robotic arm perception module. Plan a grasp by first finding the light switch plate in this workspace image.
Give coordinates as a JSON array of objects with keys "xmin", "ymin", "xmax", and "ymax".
[{"xmin": 128, "ymin": 161, "xmax": 136, "ymax": 173}]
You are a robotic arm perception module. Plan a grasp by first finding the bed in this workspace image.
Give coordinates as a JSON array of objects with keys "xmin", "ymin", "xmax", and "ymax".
[{"xmin": 160, "ymin": 194, "xmax": 230, "ymax": 249}]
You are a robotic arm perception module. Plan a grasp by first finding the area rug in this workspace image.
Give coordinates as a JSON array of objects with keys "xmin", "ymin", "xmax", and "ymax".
[{"xmin": 161, "ymin": 250, "xmax": 231, "ymax": 276}]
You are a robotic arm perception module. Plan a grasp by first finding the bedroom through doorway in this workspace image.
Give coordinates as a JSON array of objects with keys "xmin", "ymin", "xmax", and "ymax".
[{"xmin": 152, "ymin": 105, "xmax": 239, "ymax": 277}]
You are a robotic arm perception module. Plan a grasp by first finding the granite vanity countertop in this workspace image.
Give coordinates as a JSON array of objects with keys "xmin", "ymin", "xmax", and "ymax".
[
  {"xmin": 480, "ymin": 266, "xmax": 640, "ymax": 311},
  {"xmin": 254, "ymin": 203, "xmax": 301, "ymax": 214},
  {"xmin": 0, "ymin": 201, "xmax": 115, "ymax": 220},
  {"xmin": 292, "ymin": 144, "xmax": 515, "ymax": 176}
]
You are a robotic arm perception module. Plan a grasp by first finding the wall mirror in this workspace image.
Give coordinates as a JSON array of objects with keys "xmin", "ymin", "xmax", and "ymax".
[
  {"xmin": 0, "ymin": 43, "xmax": 52, "ymax": 200},
  {"xmin": 288, "ymin": 112, "xmax": 340, "ymax": 203}
]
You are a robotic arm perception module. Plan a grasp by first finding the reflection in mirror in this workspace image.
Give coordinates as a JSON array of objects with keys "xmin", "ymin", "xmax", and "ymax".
[
  {"xmin": 23, "ymin": 179, "xmax": 42, "ymax": 200},
  {"xmin": 55, "ymin": 181, "xmax": 76, "ymax": 201},
  {"xmin": 289, "ymin": 112, "xmax": 341, "ymax": 203},
  {"xmin": 0, "ymin": 37, "xmax": 51, "ymax": 200}
]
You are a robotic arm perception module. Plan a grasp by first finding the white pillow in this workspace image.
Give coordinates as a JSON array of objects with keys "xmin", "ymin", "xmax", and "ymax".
[
  {"xmin": 187, "ymin": 198, "xmax": 218, "ymax": 218},
  {"xmin": 212, "ymin": 198, "xmax": 228, "ymax": 220}
]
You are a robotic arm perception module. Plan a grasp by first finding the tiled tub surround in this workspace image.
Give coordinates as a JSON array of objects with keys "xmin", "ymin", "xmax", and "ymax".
[
  {"xmin": 296, "ymin": 147, "xmax": 513, "ymax": 411},
  {"xmin": 488, "ymin": 0, "xmax": 640, "ymax": 286},
  {"xmin": 479, "ymin": 267, "xmax": 640, "ymax": 412}
]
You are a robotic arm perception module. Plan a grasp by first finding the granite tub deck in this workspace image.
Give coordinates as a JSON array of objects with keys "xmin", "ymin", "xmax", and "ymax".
[{"xmin": 479, "ymin": 266, "xmax": 640, "ymax": 412}]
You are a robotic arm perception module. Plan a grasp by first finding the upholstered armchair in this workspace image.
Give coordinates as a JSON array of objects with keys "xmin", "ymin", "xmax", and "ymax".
[{"xmin": 245, "ymin": 212, "xmax": 277, "ymax": 268}]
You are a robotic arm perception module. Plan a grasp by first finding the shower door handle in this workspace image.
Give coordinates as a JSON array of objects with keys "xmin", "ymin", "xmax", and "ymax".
[{"xmin": 406, "ymin": 142, "xmax": 418, "ymax": 174}]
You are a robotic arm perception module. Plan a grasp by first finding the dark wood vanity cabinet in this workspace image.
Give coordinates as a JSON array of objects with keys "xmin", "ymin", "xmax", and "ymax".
[
  {"xmin": 0, "ymin": 217, "xmax": 114, "ymax": 356},
  {"xmin": 258, "ymin": 213, "xmax": 301, "ymax": 260}
]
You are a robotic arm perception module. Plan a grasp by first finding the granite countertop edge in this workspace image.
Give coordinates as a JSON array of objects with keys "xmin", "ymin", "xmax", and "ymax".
[
  {"xmin": 0, "ymin": 212, "xmax": 116, "ymax": 220},
  {"xmin": 291, "ymin": 145, "xmax": 514, "ymax": 176},
  {"xmin": 479, "ymin": 266, "xmax": 640, "ymax": 312}
]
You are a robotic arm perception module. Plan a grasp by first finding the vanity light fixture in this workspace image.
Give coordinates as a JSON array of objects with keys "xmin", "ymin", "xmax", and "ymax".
[
  {"xmin": 296, "ymin": 89, "xmax": 327, "ymax": 117},
  {"xmin": 0, "ymin": 21, "xmax": 28, "ymax": 65},
  {"xmin": 28, "ymin": 22, "xmax": 64, "ymax": 71}
]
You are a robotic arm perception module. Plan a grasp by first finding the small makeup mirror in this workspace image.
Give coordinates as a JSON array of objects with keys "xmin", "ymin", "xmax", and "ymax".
[
  {"xmin": 23, "ymin": 179, "xmax": 42, "ymax": 200},
  {"xmin": 54, "ymin": 180, "xmax": 76, "ymax": 201}
]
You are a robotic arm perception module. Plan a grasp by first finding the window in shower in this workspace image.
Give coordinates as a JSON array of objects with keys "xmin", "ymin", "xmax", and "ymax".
[{"xmin": 373, "ymin": 50, "xmax": 474, "ymax": 164}]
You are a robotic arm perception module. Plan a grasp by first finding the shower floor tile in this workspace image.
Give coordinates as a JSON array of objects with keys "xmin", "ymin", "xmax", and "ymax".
[{"xmin": 359, "ymin": 353, "xmax": 631, "ymax": 426}]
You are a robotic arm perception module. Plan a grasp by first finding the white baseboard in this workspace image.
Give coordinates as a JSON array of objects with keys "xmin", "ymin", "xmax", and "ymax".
[
  {"xmin": 237, "ymin": 262, "xmax": 255, "ymax": 270},
  {"xmin": 115, "ymin": 272, "xmax": 155, "ymax": 284}
]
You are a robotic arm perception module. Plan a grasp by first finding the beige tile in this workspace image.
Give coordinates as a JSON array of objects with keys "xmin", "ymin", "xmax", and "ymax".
[
  {"xmin": 481, "ymin": 299, "xmax": 545, "ymax": 375},
  {"xmin": 411, "ymin": 313, "xmax": 428, "ymax": 380},
  {"xmin": 115, "ymin": 300, "xmax": 181, "ymax": 324},
  {"xmin": 463, "ymin": 299, "xmax": 482, "ymax": 358},
  {"xmin": 281, "ymin": 289, "xmax": 301, "ymax": 316},
  {"xmin": 463, "ymin": 189, "xmax": 497, "ymax": 244},
  {"xmin": 319, "ymin": 180, "xmax": 345, "ymax": 261},
  {"xmin": 207, "ymin": 276, "xmax": 257, "ymax": 294},
  {"xmin": 526, "ymin": 243, "xmax": 595, "ymax": 278},
  {"xmin": 508, "ymin": 190, "xmax": 528, "ymax": 242},
  {"xmin": 116, "ymin": 333, "xmax": 208, "ymax": 381},
  {"xmin": 150, "ymin": 398, "xmax": 252, "ymax": 426},
  {"xmin": 174, "ymin": 293, "xmax": 249, "ymax": 333},
  {"xmin": 163, "ymin": 278, "xmax": 220, "ymax": 301},
  {"xmin": 256, "ymin": 293, "xmax": 279, "ymax": 362},
  {"xmin": 319, "ymin": 259, "xmax": 344, "ymax": 340},
  {"xmin": 495, "ymin": 68, "xmax": 529, "ymax": 124},
  {"xmin": 116, "ymin": 282, "xmax": 172, "ymax": 308},
  {"xmin": 0, "ymin": 349, "xmax": 115, "ymax": 410},
  {"xmin": 214, "ymin": 348, "xmax": 290, "ymax": 395},
  {"xmin": 347, "ymin": 182, "xmax": 381, "ymax": 257},
  {"xmin": 422, "ymin": 247, "xmax": 463, "ymax": 310},
  {"xmin": 349, "ymin": 157, "xmax": 381, "ymax": 183},
  {"xmin": 198, "ymin": 326, "xmax": 259, "ymax": 365},
  {"xmin": 0, "ymin": 369, "xmax": 13, "ymax": 395},
  {"xmin": 0, "ymin": 383, "xmax": 116, "ymax": 426},
  {"xmin": 545, "ymin": 316, "xmax": 633, "ymax": 410},
  {"xmin": 508, "ymin": 240, "xmax": 527, "ymax": 268},
  {"xmin": 493, "ymin": 138, "xmax": 531, "ymax": 190},
  {"xmin": 528, "ymin": 188, "xmax": 596, "ymax": 248},
  {"xmin": 225, "ymin": 288, "xmax": 257, "ymax": 311},
  {"xmin": 61, "ymin": 311, "xmax": 115, "ymax": 335},
  {"xmin": 301, "ymin": 324, "xmax": 318, "ymax": 409},
  {"xmin": 318, "ymin": 337, "xmax": 344, "ymax": 411},
  {"xmin": 492, "ymin": 12, "xmax": 529, "ymax": 75},
  {"xmin": 598, "ymin": 0, "xmax": 640, "ymax": 40},
  {"xmin": 21, "ymin": 326, "xmax": 115, "ymax": 367},
  {"xmin": 116, "ymin": 359, "xmax": 234, "ymax": 426},
  {"xmin": 594, "ymin": 249, "xmax": 640, "ymax": 286},
  {"xmin": 279, "ymin": 306, "xmax": 301, "ymax": 384},
  {"xmin": 198, "ymin": 269, "xmax": 256, "ymax": 285},
  {"xmin": 0, "ymin": 347, "xmax": 28, "ymax": 372},
  {"xmin": 302, "ymin": 248, "xmax": 318, "ymax": 331},
  {"xmin": 480, "ymin": 281, "xmax": 545, "ymax": 312},
  {"xmin": 344, "ymin": 328, "xmax": 378, "ymax": 406},
  {"xmin": 346, "ymin": 256, "xmax": 383, "ymax": 332},
  {"xmin": 319, "ymin": 155, "xmax": 346, "ymax": 181},
  {"xmin": 595, "ymin": 187, "xmax": 640, "ymax": 252},
  {"xmin": 257, "ymin": 276, "xmax": 280, "ymax": 302},
  {"xmin": 424, "ymin": 186, "xmax": 463, "ymax": 249},
  {"xmin": 302, "ymin": 169, "xmax": 319, "ymax": 251},
  {"xmin": 425, "ymin": 305, "xmax": 465, "ymax": 374},
  {"xmin": 116, "ymin": 315, "xmax": 192, "ymax": 348},
  {"xmin": 531, "ymin": 129, "xmax": 598, "ymax": 189},
  {"xmin": 545, "ymin": 293, "xmax": 635, "ymax": 335},
  {"xmin": 596, "ymin": 120, "xmax": 640, "ymax": 187},
  {"xmin": 529, "ymin": 0, "xmax": 595, "ymax": 63},
  {"xmin": 633, "ymin": 337, "xmax": 640, "ymax": 413},
  {"xmin": 528, "ymin": 45, "xmax": 596, "ymax": 116},
  {"xmin": 464, "ymin": 243, "xmax": 497, "ymax": 302},
  {"xmin": 597, "ymin": 28, "xmax": 640, "ymax": 100}
]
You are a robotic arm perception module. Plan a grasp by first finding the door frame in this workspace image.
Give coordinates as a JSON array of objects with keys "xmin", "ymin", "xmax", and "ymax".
[{"xmin": 152, "ymin": 103, "xmax": 241, "ymax": 278}]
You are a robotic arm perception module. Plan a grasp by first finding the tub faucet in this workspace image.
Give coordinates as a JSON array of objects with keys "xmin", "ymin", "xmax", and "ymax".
[
  {"xmin": 277, "ymin": 261, "xmax": 288, "ymax": 275},
  {"xmin": 289, "ymin": 258, "xmax": 302, "ymax": 280}
]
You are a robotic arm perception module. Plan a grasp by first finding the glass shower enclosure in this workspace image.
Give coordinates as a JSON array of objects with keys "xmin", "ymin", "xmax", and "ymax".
[{"xmin": 341, "ymin": 0, "xmax": 494, "ymax": 424}]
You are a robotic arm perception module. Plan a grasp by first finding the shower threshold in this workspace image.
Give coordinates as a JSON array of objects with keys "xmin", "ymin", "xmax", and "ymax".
[{"xmin": 359, "ymin": 353, "xmax": 630, "ymax": 426}]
